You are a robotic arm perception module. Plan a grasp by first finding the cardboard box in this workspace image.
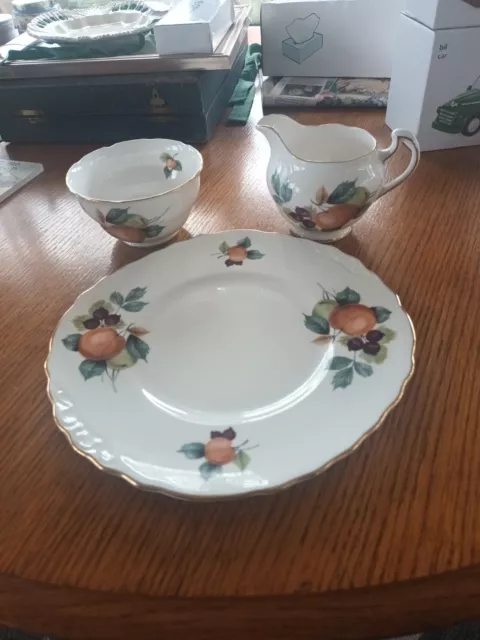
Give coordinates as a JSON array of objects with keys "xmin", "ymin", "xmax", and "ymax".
[
  {"xmin": 404, "ymin": 0, "xmax": 480, "ymax": 29},
  {"xmin": 386, "ymin": 13, "xmax": 480, "ymax": 151},
  {"xmin": 154, "ymin": 0, "xmax": 234, "ymax": 55},
  {"xmin": 261, "ymin": 0, "xmax": 405, "ymax": 79}
]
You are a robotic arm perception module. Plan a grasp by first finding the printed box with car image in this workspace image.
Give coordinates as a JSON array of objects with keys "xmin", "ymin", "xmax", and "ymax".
[{"xmin": 387, "ymin": 13, "xmax": 480, "ymax": 151}]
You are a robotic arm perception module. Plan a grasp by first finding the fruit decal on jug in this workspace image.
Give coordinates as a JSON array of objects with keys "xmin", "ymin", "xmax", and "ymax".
[
  {"xmin": 62, "ymin": 287, "xmax": 150, "ymax": 391},
  {"xmin": 99, "ymin": 207, "xmax": 168, "ymax": 243},
  {"xmin": 303, "ymin": 284, "xmax": 397, "ymax": 389},
  {"xmin": 178, "ymin": 428, "xmax": 257, "ymax": 481},
  {"xmin": 271, "ymin": 170, "xmax": 371, "ymax": 232},
  {"xmin": 213, "ymin": 236, "xmax": 265, "ymax": 267}
]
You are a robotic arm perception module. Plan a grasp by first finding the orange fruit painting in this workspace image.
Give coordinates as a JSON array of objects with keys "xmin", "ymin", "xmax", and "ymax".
[
  {"xmin": 214, "ymin": 237, "xmax": 265, "ymax": 266},
  {"xmin": 101, "ymin": 207, "xmax": 167, "ymax": 244},
  {"xmin": 178, "ymin": 428, "xmax": 257, "ymax": 481},
  {"xmin": 62, "ymin": 287, "xmax": 150, "ymax": 391},
  {"xmin": 270, "ymin": 171, "xmax": 372, "ymax": 233},
  {"xmin": 303, "ymin": 284, "xmax": 396, "ymax": 390}
]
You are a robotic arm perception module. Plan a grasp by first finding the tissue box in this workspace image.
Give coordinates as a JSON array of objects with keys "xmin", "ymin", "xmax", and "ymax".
[
  {"xmin": 154, "ymin": 0, "xmax": 234, "ymax": 55},
  {"xmin": 404, "ymin": 0, "xmax": 480, "ymax": 29},
  {"xmin": 386, "ymin": 13, "xmax": 480, "ymax": 151},
  {"xmin": 261, "ymin": 0, "xmax": 404, "ymax": 78}
]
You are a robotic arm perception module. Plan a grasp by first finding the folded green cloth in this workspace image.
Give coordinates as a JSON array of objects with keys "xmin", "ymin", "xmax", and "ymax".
[
  {"xmin": 227, "ymin": 43, "xmax": 262, "ymax": 125},
  {"xmin": 1, "ymin": 34, "xmax": 146, "ymax": 63}
]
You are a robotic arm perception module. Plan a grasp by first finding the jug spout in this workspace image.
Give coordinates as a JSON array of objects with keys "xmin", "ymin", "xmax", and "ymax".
[{"xmin": 257, "ymin": 114, "xmax": 300, "ymax": 158}]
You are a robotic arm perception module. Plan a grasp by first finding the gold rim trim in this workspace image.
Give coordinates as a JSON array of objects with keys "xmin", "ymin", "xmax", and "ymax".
[
  {"xmin": 66, "ymin": 139, "xmax": 203, "ymax": 204},
  {"xmin": 44, "ymin": 231, "xmax": 416, "ymax": 502},
  {"xmin": 257, "ymin": 121, "xmax": 377, "ymax": 164}
]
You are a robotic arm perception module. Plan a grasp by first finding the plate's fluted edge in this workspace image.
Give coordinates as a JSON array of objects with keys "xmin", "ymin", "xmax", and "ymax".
[{"xmin": 44, "ymin": 231, "xmax": 417, "ymax": 502}]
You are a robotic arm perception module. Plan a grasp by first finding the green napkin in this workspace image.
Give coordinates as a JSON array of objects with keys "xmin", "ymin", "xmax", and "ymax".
[
  {"xmin": 227, "ymin": 43, "xmax": 262, "ymax": 126},
  {"xmin": 1, "ymin": 33, "xmax": 146, "ymax": 63}
]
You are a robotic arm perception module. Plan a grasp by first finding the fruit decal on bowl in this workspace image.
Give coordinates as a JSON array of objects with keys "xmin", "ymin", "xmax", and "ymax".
[
  {"xmin": 99, "ymin": 207, "xmax": 168, "ymax": 243},
  {"xmin": 303, "ymin": 284, "xmax": 397, "ymax": 389},
  {"xmin": 271, "ymin": 170, "xmax": 371, "ymax": 232},
  {"xmin": 213, "ymin": 236, "xmax": 265, "ymax": 267},
  {"xmin": 62, "ymin": 287, "xmax": 150, "ymax": 391},
  {"xmin": 178, "ymin": 428, "xmax": 257, "ymax": 481},
  {"xmin": 161, "ymin": 152, "xmax": 182, "ymax": 179}
]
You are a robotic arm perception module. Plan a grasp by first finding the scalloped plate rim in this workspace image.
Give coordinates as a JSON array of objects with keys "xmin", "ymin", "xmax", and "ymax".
[{"xmin": 45, "ymin": 231, "xmax": 416, "ymax": 501}]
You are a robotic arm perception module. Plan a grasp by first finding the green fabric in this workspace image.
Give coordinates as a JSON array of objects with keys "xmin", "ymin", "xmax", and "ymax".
[
  {"xmin": 1, "ymin": 33, "xmax": 146, "ymax": 63},
  {"xmin": 227, "ymin": 43, "xmax": 261, "ymax": 126}
]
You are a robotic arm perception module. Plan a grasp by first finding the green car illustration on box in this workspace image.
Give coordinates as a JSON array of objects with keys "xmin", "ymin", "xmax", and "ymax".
[{"xmin": 432, "ymin": 76, "xmax": 480, "ymax": 137}]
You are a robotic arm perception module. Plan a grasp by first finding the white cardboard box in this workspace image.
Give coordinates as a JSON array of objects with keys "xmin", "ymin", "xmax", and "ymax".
[
  {"xmin": 154, "ymin": 0, "xmax": 234, "ymax": 55},
  {"xmin": 386, "ymin": 13, "xmax": 480, "ymax": 151},
  {"xmin": 404, "ymin": 0, "xmax": 480, "ymax": 30},
  {"xmin": 261, "ymin": 0, "xmax": 405, "ymax": 79}
]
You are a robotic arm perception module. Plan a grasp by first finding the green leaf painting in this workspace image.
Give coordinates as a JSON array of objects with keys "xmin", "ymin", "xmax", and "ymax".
[
  {"xmin": 178, "ymin": 443, "xmax": 205, "ymax": 460},
  {"xmin": 353, "ymin": 361, "xmax": 374, "ymax": 377},
  {"xmin": 372, "ymin": 307, "xmax": 392, "ymax": 323},
  {"xmin": 280, "ymin": 181, "xmax": 293, "ymax": 204},
  {"xmin": 234, "ymin": 450, "xmax": 251, "ymax": 471},
  {"xmin": 332, "ymin": 367, "xmax": 354, "ymax": 389},
  {"xmin": 246, "ymin": 250, "xmax": 265, "ymax": 260},
  {"xmin": 62, "ymin": 334, "xmax": 81, "ymax": 351},
  {"xmin": 335, "ymin": 287, "xmax": 360, "ymax": 306},
  {"xmin": 79, "ymin": 359, "xmax": 106, "ymax": 381},
  {"xmin": 106, "ymin": 208, "xmax": 131, "ymax": 225},
  {"xmin": 272, "ymin": 170, "xmax": 281, "ymax": 198},
  {"xmin": 124, "ymin": 287, "xmax": 146, "ymax": 303},
  {"xmin": 236, "ymin": 237, "xmax": 252, "ymax": 249},
  {"xmin": 199, "ymin": 461, "xmax": 222, "ymax": 481},
  {"xmin": 329, "ymin": 356, "xmax": 353, "ymax": 370},
  {"xmin": 326, "ymin": 180, "xmax": 358, "ymax": 205},
  {"xmin": 144, "ymin": 225, "xmax": 165, "ymax": 238},
  {"xmin": 219, "ymin": 241, "xmax": 230, "ymax": 255},
  {"xmin": 304, "ymin": 314, "xmax": 330, "ymax": 335},
  {"xmin": 110, "ymin": 292, "xmax": 124, "ymax": 306},
  {"xmin": 126, "ymin": 334, "xmax": 150, "ymax": 362},
  {"xmin": 122, "ymin": 301, "xmax": 148, "ymax": 312},
  {"xmin": 270, "ymin": 170, "xmax": 293, "ymax": 205}
]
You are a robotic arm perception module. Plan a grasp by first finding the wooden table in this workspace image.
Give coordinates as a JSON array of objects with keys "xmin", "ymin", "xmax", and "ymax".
[{"xmin": 1, "ymin": 97, "xmax": 480, "ymax": 640}]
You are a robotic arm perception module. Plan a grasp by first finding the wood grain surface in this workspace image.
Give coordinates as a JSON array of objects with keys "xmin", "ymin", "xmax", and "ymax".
[{"xmin": 1, "ymin": 93, "xmax": 480, "ymax": 639}]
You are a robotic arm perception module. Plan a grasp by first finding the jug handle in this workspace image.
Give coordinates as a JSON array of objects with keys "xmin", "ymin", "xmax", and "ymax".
[{"xmin": 376, "ymin": 129, "xmax": 420, "ymax": 198}]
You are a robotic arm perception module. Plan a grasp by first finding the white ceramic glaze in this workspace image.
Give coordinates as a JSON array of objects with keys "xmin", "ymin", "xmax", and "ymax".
[
  {"xmin": 28, "ymin": 1, "xmax": 156, "ymax": 43},
  {"xmin": 257, "ymin": 114, "xmax": 420, "ymax": 243},
  {"xmin": 46, "ymin": 231, "xmax": 415, "ymax": 500},
  {"xmin": 66, "ymin": 139, "xmax": 203, "ymax": 247}
]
